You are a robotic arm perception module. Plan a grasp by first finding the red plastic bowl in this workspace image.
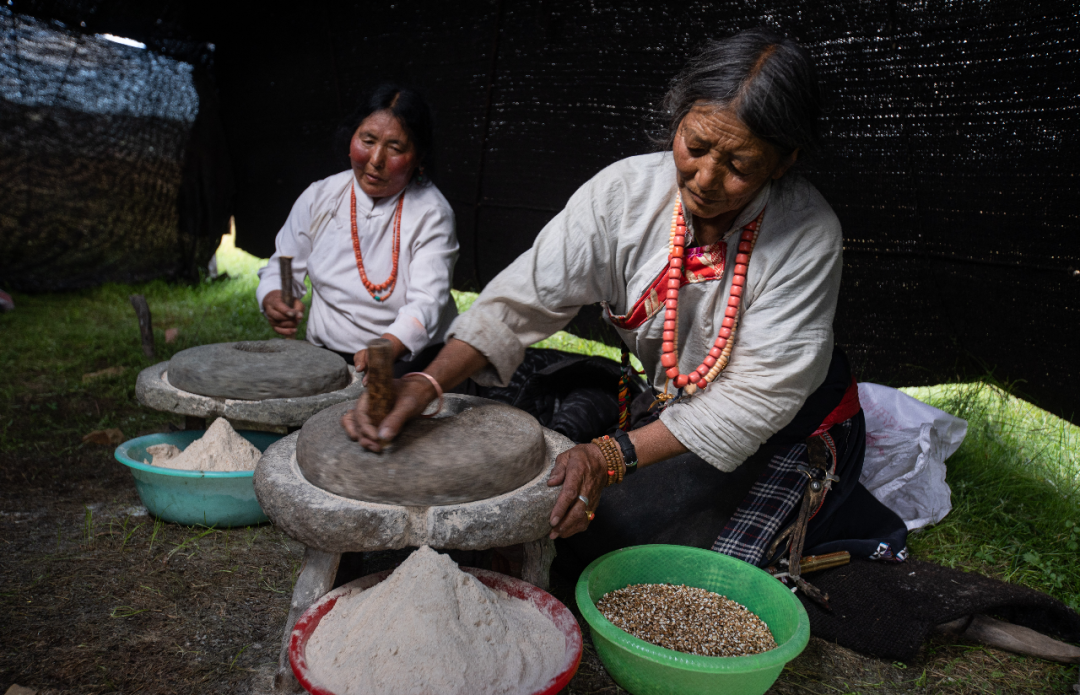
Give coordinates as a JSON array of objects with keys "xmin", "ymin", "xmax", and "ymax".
[{"xmin": 290, "ymin": 567, "xmax": 582, "ymax": 695}]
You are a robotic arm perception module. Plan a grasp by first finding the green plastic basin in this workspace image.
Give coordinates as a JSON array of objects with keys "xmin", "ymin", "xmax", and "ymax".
[
  {"xmin": 114, "ymin": 430, "xmax": 283, "ymax": 528},
  {"xmin": 576, "ymin": 544, "xmax": 809, "ymax": 695}
]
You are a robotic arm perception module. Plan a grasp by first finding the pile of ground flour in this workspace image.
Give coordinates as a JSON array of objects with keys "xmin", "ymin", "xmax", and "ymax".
[
  {"xmin": 147, "ymin": 418, "xmax": 262, "ymax": 472},
  {"xmin": 305, "ymin": 546, "xmax": 565, "ymax": 695}
]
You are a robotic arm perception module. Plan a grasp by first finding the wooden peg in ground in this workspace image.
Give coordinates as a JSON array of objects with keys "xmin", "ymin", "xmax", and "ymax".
[
  {"xmin": 365, "ymin": 338, "xmax": 396, "ymax": 434},
  {"xmin": 129, "ymin": 294, "xmax": 154, "ymax": 358},
  {"xmin": 279, "ymin": 256, "xmax": 295, "ymax": 340}
]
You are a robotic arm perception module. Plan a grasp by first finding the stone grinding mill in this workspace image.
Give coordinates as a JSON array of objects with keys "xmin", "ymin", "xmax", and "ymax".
[
  {"xmin": 135, "ymin": 338, "xmax": 364, "ymax": 431},
  {"xmin": 253, "ymin": 340, "xmax": 574, "ymax": 693},
  {"xmin": 137, "ymin": 256, "xmax": 363, "ymax": 432}
]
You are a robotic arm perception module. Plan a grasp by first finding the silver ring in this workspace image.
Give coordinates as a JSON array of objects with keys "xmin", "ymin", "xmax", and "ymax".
[{"xmin": 577, "ymin": 494, "xmax": 590, "ymax": 507}]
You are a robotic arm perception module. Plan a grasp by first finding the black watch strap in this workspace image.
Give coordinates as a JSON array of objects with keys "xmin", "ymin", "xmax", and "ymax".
[{"xmin": 611, "ymin": 428, "xmax": 638, "ymax": 474}]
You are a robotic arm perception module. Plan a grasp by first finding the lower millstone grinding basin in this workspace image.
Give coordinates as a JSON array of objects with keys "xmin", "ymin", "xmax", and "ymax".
[
  {"xmin": 167, "ymin": 340, "xmax": 349, "ymax": 400},
  {"xmin": 295, "ymin": 399, "xmax": 547, "ymax": 506}
]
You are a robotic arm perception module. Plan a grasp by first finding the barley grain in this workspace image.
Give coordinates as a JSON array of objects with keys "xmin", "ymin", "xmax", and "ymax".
[{"xmin": 595, "ymin": 583, "xmax": 776, "ymax": 657}]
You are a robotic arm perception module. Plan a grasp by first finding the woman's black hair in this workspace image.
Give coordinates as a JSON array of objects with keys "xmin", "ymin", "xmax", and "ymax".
[
  {"xmin": 336, "ymin": 83, "xmax": 435, "ymax": 182},
  {"xmin": 655, "ymin": 28, "xmax": 822, "ymax": 157}
]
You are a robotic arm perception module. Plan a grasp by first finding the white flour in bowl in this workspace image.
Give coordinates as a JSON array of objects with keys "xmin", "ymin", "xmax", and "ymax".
[
  {"xmin": 305, "ymin": 546, "xmax": 565, "ymax": 695},
  {"xmin": 145, "ymin": 443, "xmax": 180, "ymax": 464},
  {"xmin": 150, "ymin": 418, "xmax": 262, "ymax": 472}
]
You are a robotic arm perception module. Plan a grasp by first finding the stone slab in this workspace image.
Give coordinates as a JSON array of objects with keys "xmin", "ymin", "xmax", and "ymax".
[
  {"xmin": 168, "ymin": 340, "xmax": 349, "ymax": 400},
  {"xmin": 295, "ymin": 398, "xmax": 546, "ymax": 506},
  {"xmin": 136, "ymin": 361, "xmax": 363, "ymax": 428},
  {"xmin": 254, "ymin": 422, "xmax": 574, "ymax": 552}
]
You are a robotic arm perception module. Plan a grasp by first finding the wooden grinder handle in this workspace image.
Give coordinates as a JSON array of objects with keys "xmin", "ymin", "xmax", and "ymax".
[
  {"xmin": 366, "ymin": 338, "xmax": 396, "ymax": 430},
  {"xmin": 279, "ymin": 256, "xmax": 295, "ymax": 340}
]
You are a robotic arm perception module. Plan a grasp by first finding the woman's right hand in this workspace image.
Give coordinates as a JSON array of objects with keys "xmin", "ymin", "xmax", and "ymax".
[
  {"xmin": 341, "ymin": 339, "xmax": 489, "ymax": 451},
  {"xmin": 546, "ymin": 443, "xmax": 609, "ymax": 539},
  {"xmin": 262, "ymin": 290, "xmax": 304, "ymax": 337},
  {"xmin": 341, "ymin": 376, "xmax": 437, "ymax": 451}
]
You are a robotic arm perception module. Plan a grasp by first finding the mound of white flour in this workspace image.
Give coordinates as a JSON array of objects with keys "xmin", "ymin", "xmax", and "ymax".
[
  {"xmin": 149, "ymin": 418, "xmax": 262, "ymax": 472},
  {"xmin": 305, "ymin": 546, "xmax": 565, "ymax": 695}
]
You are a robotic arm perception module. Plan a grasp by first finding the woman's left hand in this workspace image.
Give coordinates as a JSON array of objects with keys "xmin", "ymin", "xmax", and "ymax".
[
  {"xmin": 547, "ymin": 443, "xmax": 608, "ymax": 539},
  {"xmin": 352, "ymin": 333, "xmax": 406, "ymax": 383}
]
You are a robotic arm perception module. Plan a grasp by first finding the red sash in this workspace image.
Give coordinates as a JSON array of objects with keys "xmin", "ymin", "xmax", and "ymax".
[{"xmin": 811, "ymin": 376, "xmax": 862, "ymax": 437}]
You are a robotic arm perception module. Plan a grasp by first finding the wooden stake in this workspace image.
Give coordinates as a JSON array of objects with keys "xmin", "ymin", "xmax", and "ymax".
[
  {"xmin": 129, "ymin": 294, "xmax": 155, "ymax": 358},
  {"xmin": 279, "ymin": 256, "xmax": 295, "ymax": 340},
  {"xmin": 365, "ymin": 338, "xmax": 396, "ymax": 430},
  {"xmin": 799, "ymin": 551, "xmax": 850, "ymax": 574}
]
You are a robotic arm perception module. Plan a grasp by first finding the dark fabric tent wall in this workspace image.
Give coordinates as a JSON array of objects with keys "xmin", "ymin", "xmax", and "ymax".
[
  {"xmin": 0, "ymin": 6, "xmax": 232, "ymax": 288},
  {"xmin": 3, "ymin": 0, "xmax": 1078, "ymax": 423}
]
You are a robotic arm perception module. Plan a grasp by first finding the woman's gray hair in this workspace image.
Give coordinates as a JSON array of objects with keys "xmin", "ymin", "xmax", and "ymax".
[{"xmin": 656, "ymin": 28, "xmax": 823, "ymax": 156}]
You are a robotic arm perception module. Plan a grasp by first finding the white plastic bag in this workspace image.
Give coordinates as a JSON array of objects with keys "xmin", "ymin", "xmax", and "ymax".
[{"xmin": 857, "ymin": 382, "xmax": 968, "ymax": 531}]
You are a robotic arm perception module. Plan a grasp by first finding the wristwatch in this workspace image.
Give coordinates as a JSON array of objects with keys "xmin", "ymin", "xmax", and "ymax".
[{"xmin": 611, "ymin": 428, "xmax": 638, "ymax": 474}]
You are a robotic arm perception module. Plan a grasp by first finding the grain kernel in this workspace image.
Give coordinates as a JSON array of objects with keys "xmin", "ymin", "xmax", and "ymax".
[{"xmin": 595, "ymin": 583, "xmax": 776, "ymax": 657}]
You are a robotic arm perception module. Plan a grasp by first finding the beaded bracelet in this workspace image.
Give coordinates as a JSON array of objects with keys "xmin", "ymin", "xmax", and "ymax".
[{"xmin": 591, "ymin": 435, "xmax": 625, "ymax": 485}]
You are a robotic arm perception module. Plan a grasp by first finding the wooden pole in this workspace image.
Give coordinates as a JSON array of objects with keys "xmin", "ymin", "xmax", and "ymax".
[
  {"xmin": 365, "ymin": 338, "xmax": 396, "ymax": 431},
  {"xmin": 279, "ymin": 255, "xmax": 295, "ymax": 340},
  {"xmin": 129, "ymin": 294, "xmax": 155, "ymax": 358}
]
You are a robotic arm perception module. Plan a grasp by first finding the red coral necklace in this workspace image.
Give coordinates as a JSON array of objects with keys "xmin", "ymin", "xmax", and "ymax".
[
  {"xmin": 350, "ymin": 185, "xmax": 402, "ymax": 302},
  {"xmin": 659, "ymin": 194, "xmax": 761, "ymax": 396}
]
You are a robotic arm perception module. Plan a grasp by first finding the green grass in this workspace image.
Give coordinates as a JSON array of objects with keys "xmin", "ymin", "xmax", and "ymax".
[
  {"xmin": 3, "ymin": 235, "xmax": 1079, "ymax": 614},
  {"xmin": 901, "ymin": 381, "xmax": 1080, "ymax": 612},
  {"xmin": 0, "ymin": 232, "xmax": 307, "ymax": 452}
]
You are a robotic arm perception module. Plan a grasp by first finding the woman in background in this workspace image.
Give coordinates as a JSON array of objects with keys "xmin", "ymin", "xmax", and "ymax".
[{"xmin": 256, "ymin": 84, "xmax": 458, "ymax": 375}]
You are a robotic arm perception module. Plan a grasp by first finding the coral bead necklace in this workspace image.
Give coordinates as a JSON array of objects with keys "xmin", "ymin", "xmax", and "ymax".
[
  {"xmin": 350, "ymin": 185, "xmax": 403, "ymax": 302},
  {"xmin": 659, "ymin": 193, "xmax": 761, "ymax": 396}
]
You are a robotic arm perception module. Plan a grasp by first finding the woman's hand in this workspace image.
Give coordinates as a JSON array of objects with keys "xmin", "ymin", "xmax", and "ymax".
[
  {"xmin": 546, "ymin": 443, "xmax": 608, "ymax": 540},
  {"xmin": 341, "ymin": 339, "xmax": 489, "ymax": 451},
  {"xmin": 352, "ymin": 334, "xmax": 407, "ymax": 376},
  {"xmin": 262, "ymin": 290, "xmax": 304, "ymax": 337},
  {"xmin": 341, "ymin": 377, "xmax": 437, "ymax": 451}
]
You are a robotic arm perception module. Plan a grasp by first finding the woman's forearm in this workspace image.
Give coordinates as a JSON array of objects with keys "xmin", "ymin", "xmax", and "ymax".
[
  {"xmin": 627, "ymin": 418, "xmax": 688, "ymax": 468},
  {"xmin": 424, "ymin": 338, "xmax": 490, "ymax": 391}
]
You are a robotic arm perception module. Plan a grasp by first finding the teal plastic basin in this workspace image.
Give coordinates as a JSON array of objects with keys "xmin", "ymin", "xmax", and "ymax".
[
  {"xmin": 114, "ymin": 430, "xmax": 283, "ymax": 527},
  {"xmin": 577, "ymin": 544, "xmax": 810, "ymax": 695}
]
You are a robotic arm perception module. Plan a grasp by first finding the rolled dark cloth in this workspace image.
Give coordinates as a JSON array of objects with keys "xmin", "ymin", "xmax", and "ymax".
[{"xmin": 554, "ymin": 346, "xmax": 907, "ymax": 577}]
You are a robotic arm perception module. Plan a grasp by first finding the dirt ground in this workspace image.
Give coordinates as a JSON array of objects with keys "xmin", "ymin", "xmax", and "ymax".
[{"xmin": 2, "ymin": 403, "xmax": 1077, "ymax": 694}]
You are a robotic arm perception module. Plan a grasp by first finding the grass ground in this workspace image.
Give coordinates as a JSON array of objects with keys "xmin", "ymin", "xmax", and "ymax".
[{"xmin": 1, "ymin": 233, "xmax": 1078, "ymax": 694}]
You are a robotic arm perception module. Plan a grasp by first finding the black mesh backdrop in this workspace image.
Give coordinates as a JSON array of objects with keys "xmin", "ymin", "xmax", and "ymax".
[
  {"xmin": 3, "ymin": 0, "xmax": 1078, "ymax": 421},
  {"xmin": 0, "ymin": 6, "xmax": 228, "ymax": 290}
]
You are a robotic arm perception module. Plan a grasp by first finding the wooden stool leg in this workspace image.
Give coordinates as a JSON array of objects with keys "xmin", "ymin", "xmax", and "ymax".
[
  {"xmin": 521, "ymin": 538, "xmax": 556, "ymax": 591},
  {"xmin": 273, "ymin": 548, "xmax": 341, "ymax": 694}
]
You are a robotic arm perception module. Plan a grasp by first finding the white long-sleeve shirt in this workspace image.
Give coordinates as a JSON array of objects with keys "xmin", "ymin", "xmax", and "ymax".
[
  {"xmin": 448, "ymin": 152, "xmax": 843, "ymax": 471},
  {"xmin": 256, "ymin": 170, "xmax": 459, "ymax": 357}
]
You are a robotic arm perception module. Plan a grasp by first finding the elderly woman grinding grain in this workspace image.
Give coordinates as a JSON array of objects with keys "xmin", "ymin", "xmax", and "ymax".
[
  {"xmin": 343, "ymin": 30, "xmax": 908, "ymax": 583},
  {"xmin": 257, "ymin": 84, "xmax": 458, "ymax": 375}
]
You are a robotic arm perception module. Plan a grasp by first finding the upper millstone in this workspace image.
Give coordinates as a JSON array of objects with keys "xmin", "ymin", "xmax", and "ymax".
[
  {"xmin": 295, "ymin": 398, "xmax": 547, "ymax": 506},
  {"xmin": 168, "ymin": 340, "xmax": 349, "ymax": 400}
]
